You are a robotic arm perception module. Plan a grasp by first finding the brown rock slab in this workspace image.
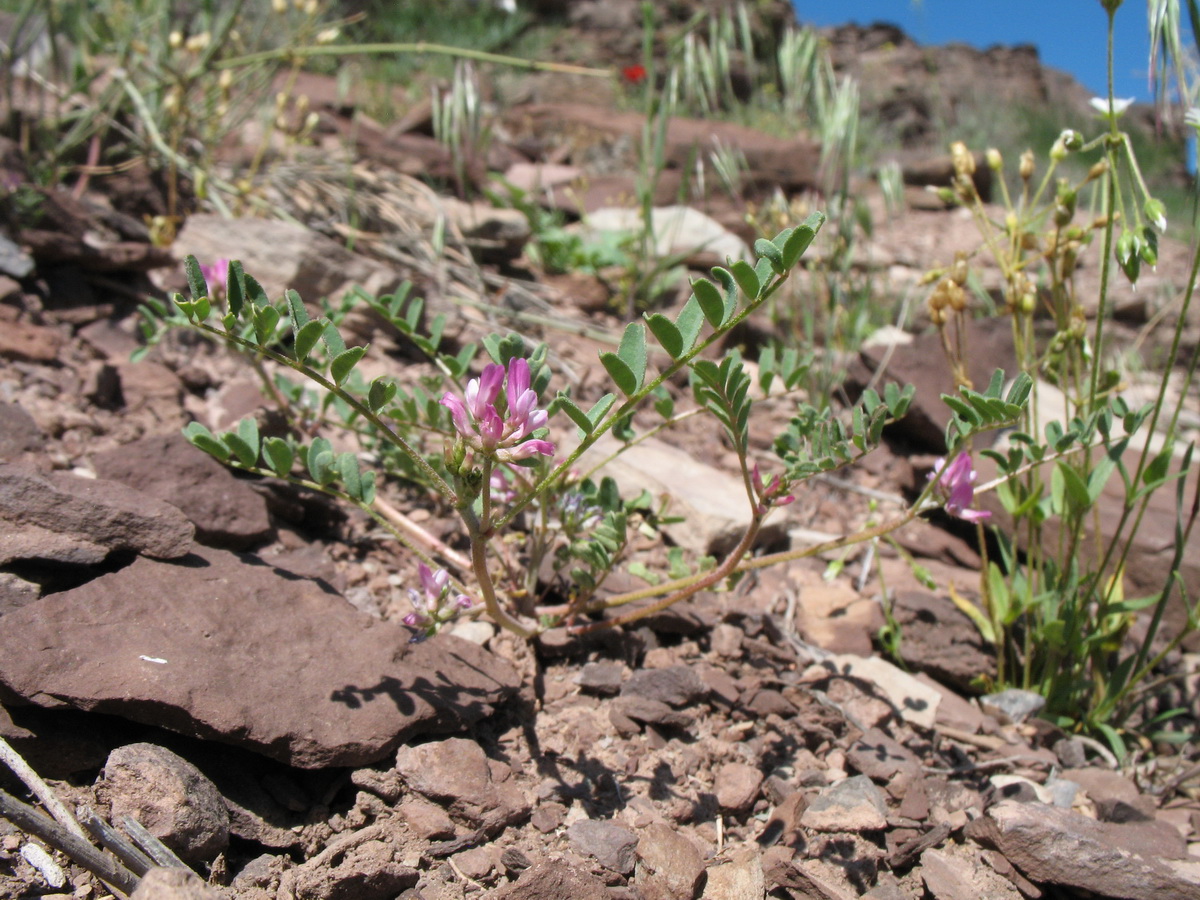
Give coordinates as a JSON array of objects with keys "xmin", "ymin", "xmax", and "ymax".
[
  {"xmin": 891, "ymin": 591, "xmax": 996, "ymax": 692},
  {"xmin": 920, "ymin": 845, "xmax": 1022, "ymax": 900},
  {"xmin": 714, "ymin": 762, "xmax": 764, "ymax": 815},
  {"xmin": 621, "ymin": 665, "xmax": 708, "ymax": 707},
  {"xmin": 0, "ymin": 319, "xmax": 62, "ymax": 363},
  {"xmin": 566, "ymin": 818, "xmax": 639, "ymax": 875},
  {"xmin": 701, "ymin": 844, "xmax": 765, "ymax": 900},
  {"xmin": 0, "ymin": 464, "xmax": 194, "ymax": 565},
  {"xmin": 0, "ymin": 402, "xmax": 43, "ymax": 461},
  {"xmin": 130, "ymin": 866, "xmax": 225, "ymax": 900},
  {"xmin": 394, "ymin": 737, "xmax": 529, "ymax": 834},
  {"xmin": 636, "ymin": 822, "xmax": 706, "ymax": 900},
  {"xmin": 801, "ymin": 775, "xmax": 889, "ymax": 832},
  {"xmin": 92, "ymin": 433, "xmax": 272, "ymax": 550},
  {"xmin": 279, "ymin": 830, "xmax": 419, "ymax": 900},
  {"xmin": 966, "ymin": 800, "xmax": 1200, "ymax": 900},
  {"xmin": 0, "ymin": 546, "xmax": 519, "ymax": 767},
  {"xmin": 492, "ymin": 857, "xmax": 611, "ymax": 900},
  {"xmin": 103, "ymin": 742, "xmax": 230, "ymax": 863}
]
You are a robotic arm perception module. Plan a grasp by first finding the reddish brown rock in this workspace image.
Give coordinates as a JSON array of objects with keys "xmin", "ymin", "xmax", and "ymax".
[
  {"xmin": 394, "ymin": 737, "xmax": 529, "ymax": 834},
  {"xmin": 0, "ymin": 546, "xmax": 519, "ymax": 767},
  {"xmin": 103, "ymin": 742, "xmax": 230, "ymax": 863},
  {"xmin": 966, "ymin": 800, "xmax": 1200, "ymax": 900},
  {"xmin": 0, "ymin": 319, "xmax": 62, "ymax": 362},
  {"xmin": 92, "ymin": 433, "xmax": 272, "ymax": 550},
  {"xmin": 0, "ymin": 463, "xmax": 194, "ymax": 565}
]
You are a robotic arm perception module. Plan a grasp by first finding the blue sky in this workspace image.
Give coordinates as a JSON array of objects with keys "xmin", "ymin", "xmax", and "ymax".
[{"xmin": 791, "ymin": 1, "xmax": 1169, "ymax": 103}]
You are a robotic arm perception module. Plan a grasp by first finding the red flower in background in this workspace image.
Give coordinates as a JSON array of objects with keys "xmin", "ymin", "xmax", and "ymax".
[{"xmin": 622, "ymin": 64, "xmax": 647, "ymax": 84}]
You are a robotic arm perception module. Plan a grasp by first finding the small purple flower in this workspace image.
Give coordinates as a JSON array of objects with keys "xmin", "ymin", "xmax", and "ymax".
[
  {"xmin": 751, "ymin": 464, "xmax": 795, "ymax": 516},
  {"xmin": 929, "ymin": 453, "xmax": 991, "ymax": 523},
  {"xmin": 199, "ymin": 258, "xmax": 230, "ymax": 295},
  {"xmin": 404, "ymin": 562, "xmax": 474, "ymax": 633},
  {"xmin": 441, "ymin": 358, "xmax": 555, "ymax": 461}
]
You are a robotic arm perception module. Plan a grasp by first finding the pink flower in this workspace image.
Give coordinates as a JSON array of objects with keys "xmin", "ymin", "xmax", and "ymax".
[
  {"xmin": 441, "ymin": 358, "xmax": 555, "ymax": 461},
  {"xmin": 405, "ymin": 562, "xmax": 473, "ymax": 632},
  {"xmin": 751, "ymin": 464, "xmax": 795, "ymax": 515},
  {"xmin": 199, "ymin": 258, "xmax": 230, "ymax": 293},
  {"xmin": 929, "ymin": 453, "xmax": 991, "ymax": 523}
]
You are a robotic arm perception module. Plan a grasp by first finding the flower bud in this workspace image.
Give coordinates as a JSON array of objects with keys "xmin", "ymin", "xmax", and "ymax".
[
  {"xmin": 272, "ymin": 0, "xmax": 287, "ymax": 11},
  {"xmin": 1086, "ymin": 159, "xmax": 1109, "ymax": 182},
  {"xmin": 1140, "ymin": 226, "xmax": 1159, "ymax": 266},
  {"xmin": 1144, "ymin": 197, "xmax": 1167, "ymax": 233},
  {"xmin": 316, "ymin": 27, "xmax": 339, "ymax": 44},
  {"xmin": 1019, "ymin": 150, "xmax": 1035, "ymax": 181},
  {"xmin": 986, "ymin": 148, "xmax": 1003, "ymax": 171},
  {"xmin": 1054, "ymin": 180, "xmax": 1077, "ymax": 227},
  {"xmin": 951, "ymin": 141, "xmax": 975, "ymax": 177},
  {"xmin": 168, "ymin": 30, "xmax": 183, "ymax": 48},
  {"xmin": 185, "ymin": 31, "xmax": 210, "ymax": 52}
]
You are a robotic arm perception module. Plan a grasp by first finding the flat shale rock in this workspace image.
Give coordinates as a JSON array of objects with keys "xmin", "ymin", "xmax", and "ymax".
[
  {"xmin": 491, "ymin": 857, "xmax": 611, "ymax": 900},
  {"xmin": 0, "ymin": 463, "xmax": 194, "ymax": 565},
  {"xmin": 92, "ymin": 433, "xmax": 272, "ymax": 550},
  {"xmin": 636, "ymin": 822, "xmax": 706, "ymax": 900},
  {"xmin": 394, "ymin": 737, "xmax": 529, "ymax": 834},
  {"xmin": 966, "ymin": 800, "xmax": 1200, "ymax": 900},
  {"xmin": 0, "ymin": 546, "xmax": 519, "ymax": 767},
  {"xmin": 0, "ymin": 401, "xmax": 44, "ymax": 461}
]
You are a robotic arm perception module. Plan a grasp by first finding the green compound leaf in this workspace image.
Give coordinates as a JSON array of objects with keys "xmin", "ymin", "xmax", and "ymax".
[
  {"xmin": 307, "ymin": 437, "xmax": 334, "ymax": 482},
  {"xmin": 692, "ymin": 277, "xmax": 725, "ymax": 328},
  {"xmin": 729, "ymin": 260, "xmax": 760, "ymax": 300},
  {"xmin": 294, "ymin": 319, "xmax": 327, "ymax": 363},
  {"xmin": 226, "ymin": 260, "xmax": 245, "ymax": 319},
  {"xmin": 286, "ymin": 288, "xmax": 309, "ymax": 335},
  {"xmin": 330, "ymin": 346, "xmax": 368, "ymax": 386},
  {"xmin": 646, "ymin": 314, "xmax": 682, "ymax": 358},
  {"xmin": 337, "ymin": 452, "xmax": 362, "ymax": 497},
  {"xmin": 253, "ymin": 305, "xmax": 281, "ymax": 345},
  {"xmin": 367, "ymin": 377, "xmax": 397, "ymax": 412},
  {"xmin": 555, "ymin": 394, "xmax": 594, "ymax": 435},
  {"xmin": 675, "ymin": 297, "xmax": 705, "ymax": 354},
  {"xmin": 754, "ymin": 238, "xmax": 784, "ymax": 273},
  {"xmin": 262, "ymin": 437, "xmax": 294, "ymax": 477},
  {"xmin": 244, "ymin": 273, "xmax": 269, "ymax": 306},
  {"xmin": 321, "ymin": 322, "xmax": 348, "ymax": 359},
  {"xmin": 222, "ymin": 418, "xmax": 260, "ymax": 468},
  {"xmin": 182, "ymin": 422, "xmax": 230, "ymax": 461},
  {"xmin": 616, "ymin": 322, "xmax": 647, "ymax": 391},
  {"xmin": 600, "ymin": 352, "xmax": 637, "ymax": 396},
  {"xmin": 587, "ymin": 393, "xmax": 617, "ymax": 429},
  {"xmin": 184, "ymin": 255, "xmax": 207, "ymax": 302},
  {"xmin": 711, "ymin": 266, "xmax": 739, "ymax": 324},
  {"xmin": 780, "ymin": 211, "xmax": 825, "ymax": 269}
]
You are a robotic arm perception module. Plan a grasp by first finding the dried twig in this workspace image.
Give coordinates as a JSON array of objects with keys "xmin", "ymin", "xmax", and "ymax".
[
  {"xmin": 0, "ymin": 789, "xmax": 139, "ymax": 897},
  {"xmin": 0, "ymin": 736, "xmax": 86, "ymax": 839}
]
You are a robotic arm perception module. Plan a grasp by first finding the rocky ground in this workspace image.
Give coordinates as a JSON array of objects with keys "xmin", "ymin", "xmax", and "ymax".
[{"xmin": 3, "ymin": 5, "xmax": 1200, "ymax": 900}]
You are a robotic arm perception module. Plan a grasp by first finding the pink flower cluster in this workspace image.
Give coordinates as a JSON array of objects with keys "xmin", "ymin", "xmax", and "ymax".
[
  {"xmin": 929, "ymin": 453, "xmax": 991, "ymax": 523},
  {"xmin": 404, "ymin": 563, "xmax": 473, "ymax": 631},
  {"xmin": 441, "ymin": 358, "xmax": 555, "ymax": 462},
  {"xmin": 751, "ymin": 464, "xmax": 795, "ymax": 516}
]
